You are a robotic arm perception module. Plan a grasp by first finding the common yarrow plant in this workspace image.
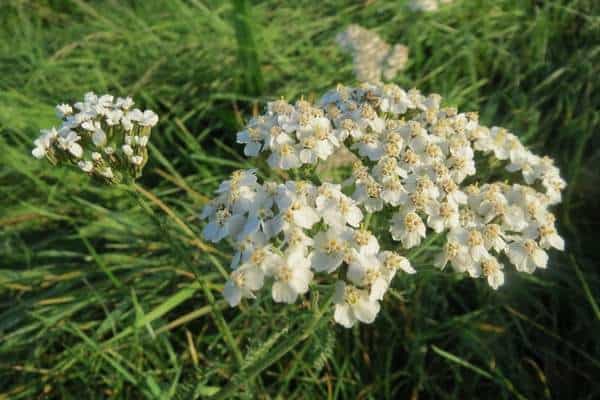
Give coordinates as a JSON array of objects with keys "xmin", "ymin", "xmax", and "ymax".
[
  {"xmin": 31, "ymin": 82, "xmax": 565, "ymax": 330},
  {"xmin": 201, "ymin": 83, "xmax": 566, "ymax": 328},
  {"xmin": 32, "ymin": 92, "xmax": 158, "ymax": 183}
]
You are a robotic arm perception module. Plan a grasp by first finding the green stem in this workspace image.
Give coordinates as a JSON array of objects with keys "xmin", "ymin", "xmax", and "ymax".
[
  {"xmin": 212, "ymin": 290, "xmax": 334, "ymax": 399},
  {"xmin": 123, "ymin": 183, "xmax": 245, "ymax": 367}
]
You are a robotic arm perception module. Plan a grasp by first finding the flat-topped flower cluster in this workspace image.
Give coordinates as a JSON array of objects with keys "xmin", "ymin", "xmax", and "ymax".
[
  {"xmin": 202, "ymin": 82, "xmax": 565, "ymax": 328},
  {"xmin": 336, "ymin": 25, "xmax": 408, "ymax": 83},
  {"xmin": 202, "ymin": 171, "xmax": 415, "ymax": 327},
  {"xmin": 31, "ymin": 92, "xmax": 158, "ymax": 183}
]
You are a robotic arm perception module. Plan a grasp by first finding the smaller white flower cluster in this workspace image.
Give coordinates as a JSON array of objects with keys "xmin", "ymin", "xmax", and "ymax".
[
  {"xmin": 336, "ymin": 25, "xmax": 409, "ymax": 83},
  {"xmin": 31, "ymin": 92, "xmax": 158, "ymax": 183},
  {"xmin": 237, "ymin": 99, "xmax": 340, "ymax": 169},
  {"xmin": 206, "ymin": 82, "xmax": 565, "ymax": 328},
  {"xmin": 201, "ymin": 170, "xmax": 416, "ymax": 328},
  {"xmin": 408, "ymin": 0, "xmax": 454, "ymax": 12}
]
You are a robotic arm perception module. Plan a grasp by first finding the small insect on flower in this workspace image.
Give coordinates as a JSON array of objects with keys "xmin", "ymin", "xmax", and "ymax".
[{"xmin": 31, "ymin": 92, "xmax": 159, "ymax": 184}]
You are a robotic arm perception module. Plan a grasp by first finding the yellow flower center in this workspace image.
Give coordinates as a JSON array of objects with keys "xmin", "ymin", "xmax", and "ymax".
[
  {"xmin": 404, "ymin": 212, "xmax": 421, "ymax": 232},
  {"xmin": 251, "ymin": 249, "xmax": 266, "ymax": 265},
  {"xmin": 344, "ymin": 286, "xmax": 360, "ymax": 305},
  {"xmin": 277, "ymin": 265, "xmax": 292, "ymax": 283},
  {"xmin": 325, "ymin": 239, "xmax": 343, "ymax": 254},
  {"xmin": 467, "ymin": 230, "xmax": 483, "ymax": 247}
]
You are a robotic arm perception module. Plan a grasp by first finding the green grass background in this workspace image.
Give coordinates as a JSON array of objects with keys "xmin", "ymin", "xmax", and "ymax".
[{"xmin": 1, "ymin": 0, "xmax": 599, "ymax": 398}]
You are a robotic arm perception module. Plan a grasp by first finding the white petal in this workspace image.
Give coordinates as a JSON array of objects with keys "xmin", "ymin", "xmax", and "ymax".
[
  {"xmin": 533, "ymin": 249, "xmax": 548, "ymax": 269},
  {"xmin": 471, "ymin": 246, "xmax": 488, "ymax": 262},
  {"xmin": 122, "ymin": 144, "xmax": 134, "ymax": 157},
  {"xmin": 467, "ymin": 262, "xmax": 482, "ymax": 278},
  {"xmin": 299, "ymin": 149, "xmax": 316, "ymax": 164},
  {"xmin": 69, "ymin": 143, "xmax": 83, "ymax": 158},
  {"xmin": 369, "ymin": 278, "xmax": 388, "ymax": 301},
  {"xmin": 487, "ymin": 271, "xmax": 504, "ymax": 290},
  {"xmin": 315, "ymin": 141, "xmax": 333, "ymax": 159},
  {"xmin": 92, "ymin": 129, "xmax": 107, "ymax": 147},
  {"xmin": 223, "ymin": 281, "xmax": 242, "ymax": 307},
  {"xmin": 362, "ymin": 237, "xmax": 380, "ymax": 255},
  {"xmin": 290, "ymin": 268, "xmax": 313, "ymax": 294},
  {"xmin": 508, "ymin": 244, "xmax": 525, "ymax": 264},
  {"xmin": 32, "ymin": 147, "xmax": 46, "ymax": 159},
  {"xmin": 227, "ymin": 214, "xmax": 247, "ymax": 240},
  {"xmin": 352, "ymin": 298, "xmax": 380, "ymax": 324},
  {"xmin": 399, "ymin": 259, "xmax": 416, "ymax": 274},
  {"xmin": 272, "ymin": 281, "xmax": 298, "ymax": 304},
  {"xmin": 311, "ymin": 251, "xmax": 343, "ymax": 273},
  {"xmin": 548, "ymin": 234, "xmax": 565, "ymax": 251},
  {"xmin": 322, "ymin": 207, "xmax": 341, "ymax": 227},
  {"xmin": 236, "ymin": 130, "xmax": 250, "ymax": 143},
  {"xmin": 243, "ymin": 267, "xmax": 264, "ymax": 291},
  {"xmin": 288, "ymin": 249, "xmax": 308, "ymax": 268},
  {"xmin": 345, "ymin": 206, "xmax": 363, "ymax": 227},
  {"xmin": 334, "ymin": 304, "xmax": 355, "ymax": 328},
  {"xmin": 202, "ymin": 222, "xmax": 223, "ymax": 243},
  {"xmin": 346, "ymin": 262, "xmax": 366, "ymax": 285},
  {"xmin": 240, "ymin": 215, "xmax": 260, "ymax": 238},
  {"xmin": 139, "ymin": 136, "xmax": 149, "ymax": 146},
  {"xmin": 280, "ymin": 153, "xmax": 300, "ymax": 169},
  {"xmin": 294, "ymin": 207, "xmax": 320, "ymax": 228},
  {"xmin": 244, "ymin": 141, "xmax": 262, "ymax": 157}
]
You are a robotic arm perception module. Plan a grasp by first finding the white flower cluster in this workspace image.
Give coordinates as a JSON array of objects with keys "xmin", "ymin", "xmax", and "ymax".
[
  {"xmin": 31, "ymin": 92, "xmax": 158, "ymax": 183},
  {"xmin": 408, "ymin": 0, "xmax": 454, "ymax": 12},
  {"xmin": 336, "ymin": 25, "xmax": 409, "ymax": 83},
  {"xmin": 205, "ymin": 82, "xmax": 565, "ymax": 328},
  {"xmin": 202, "ymin": 170, "xmax": 415, "ymax": 328},
  {"xmin": 236, "ymin": 99, "xmax": 342, "ymax": 168}
]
